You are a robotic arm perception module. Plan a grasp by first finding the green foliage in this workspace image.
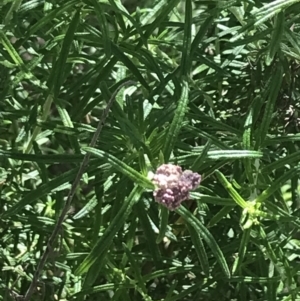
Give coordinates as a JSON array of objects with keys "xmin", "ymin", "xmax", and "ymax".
[{"xmin": 1, "ymin": 0, "xmax": 300, "ymax": 300}]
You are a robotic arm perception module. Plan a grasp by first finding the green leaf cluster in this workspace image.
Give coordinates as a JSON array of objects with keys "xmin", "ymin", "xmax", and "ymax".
[{"xmin": 1, "ymin": 0, "xmax": 300, "ymax": 300}]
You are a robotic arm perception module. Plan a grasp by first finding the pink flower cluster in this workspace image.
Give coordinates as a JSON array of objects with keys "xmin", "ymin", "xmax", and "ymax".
[{"xmin": 152, "ymin": 164, "xmax": 201, "ymax": 210}]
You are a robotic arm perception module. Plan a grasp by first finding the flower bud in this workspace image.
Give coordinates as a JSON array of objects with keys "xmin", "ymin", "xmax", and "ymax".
[{"xmin": 152, "ymin": 164, "xmax": 201, "ymax": 210}]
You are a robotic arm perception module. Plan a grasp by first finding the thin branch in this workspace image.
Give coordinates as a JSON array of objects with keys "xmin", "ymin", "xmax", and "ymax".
[{"xmin": 23, "ymin": 80, "xmax": 135, "ymax": 301}]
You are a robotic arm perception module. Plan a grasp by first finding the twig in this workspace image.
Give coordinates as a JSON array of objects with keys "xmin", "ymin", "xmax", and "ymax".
[
  {"xmin": 7, "ymin": 287, "xmax": 23, "ymax": 301},
  {"xmin": 23, "ymin": 80, "xmax": 135, "ymax": 301}
]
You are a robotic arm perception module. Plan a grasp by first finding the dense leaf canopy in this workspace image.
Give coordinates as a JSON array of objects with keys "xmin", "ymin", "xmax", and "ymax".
[{"xmin": 1, "ymin": 0, "xmax": 300, "ymax": 300}]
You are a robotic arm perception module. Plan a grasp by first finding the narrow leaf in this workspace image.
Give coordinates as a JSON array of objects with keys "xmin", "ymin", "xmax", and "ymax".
[
  {"xmin": 163, "ymin": 80, "xmax": 189, "ymax": 161},
  {"xmin": 83, "ymin": 147, "xmax": 154, "ymax": 189},
  {"xmin": 176, "ymin": 206, "xmax": 230, "ymax": 278}
]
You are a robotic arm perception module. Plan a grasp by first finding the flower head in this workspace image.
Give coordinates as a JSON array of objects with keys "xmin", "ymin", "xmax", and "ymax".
[{"xmin": 152, "ymin": 164, "xmax": 201, "ymax": 210}]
